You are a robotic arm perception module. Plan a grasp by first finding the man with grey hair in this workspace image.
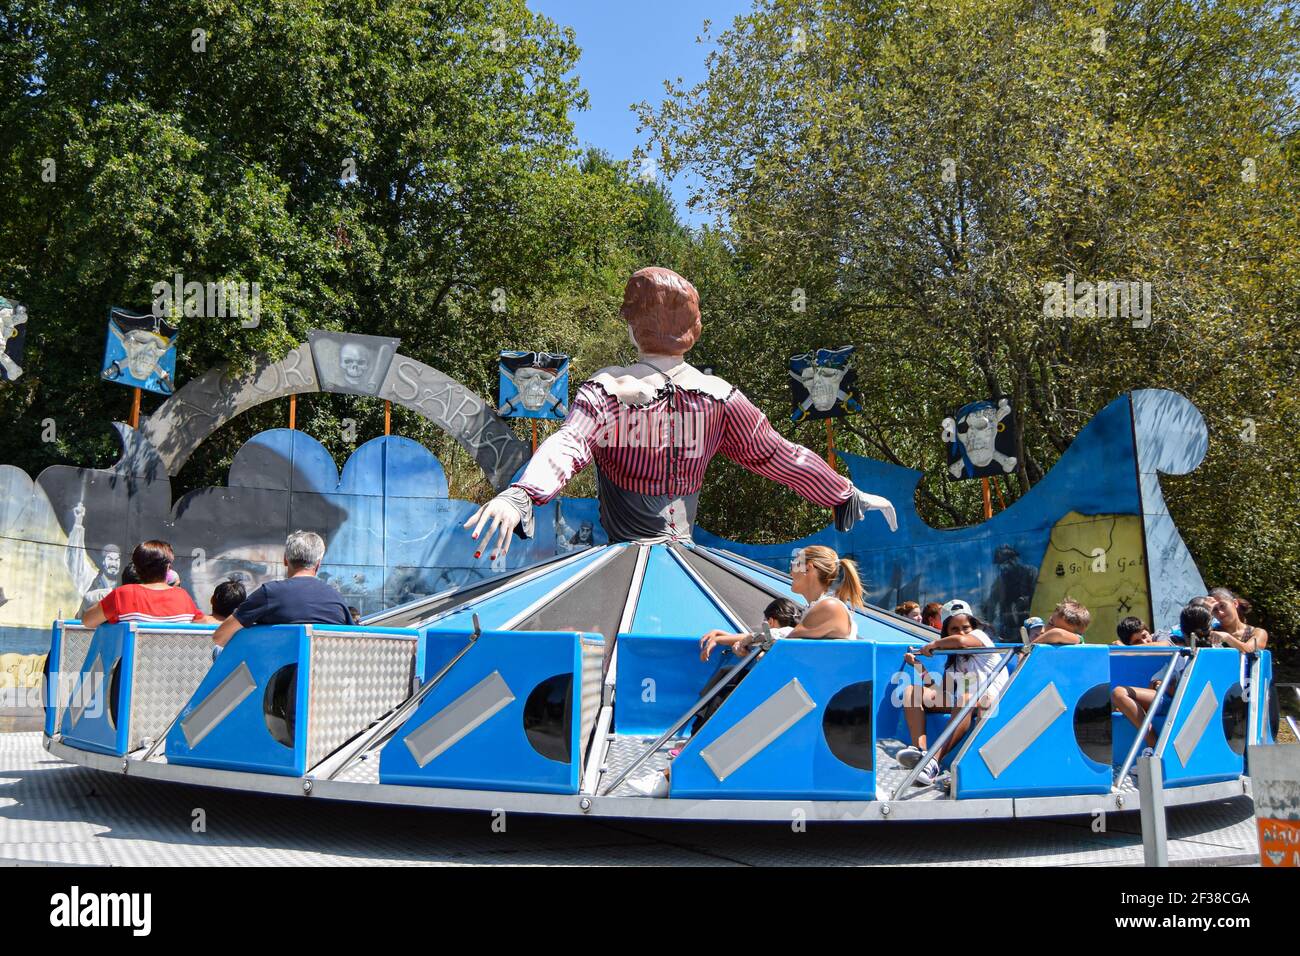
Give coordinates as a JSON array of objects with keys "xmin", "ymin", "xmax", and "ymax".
[{"xmin": 213, "ymin": 530, "xmax": 351, "ymax": 647}]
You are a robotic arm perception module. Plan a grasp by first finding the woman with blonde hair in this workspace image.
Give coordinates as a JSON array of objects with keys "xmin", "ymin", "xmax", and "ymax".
[{"xmin": 700, "ymin": 544, "xmax": 865, "ymax": 660}]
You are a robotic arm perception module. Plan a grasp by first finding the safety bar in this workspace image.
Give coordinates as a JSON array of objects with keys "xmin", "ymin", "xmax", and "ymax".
[
  {"xmin": 892, "ymin": 649, "xmax": 1018, "ymax": 800},
  {"xmin": 1114, "ymin": 648, "xmax": 1188, "ymax": 786},
  {"xmin": 600, "ymin": 638, "xmax": 767, "ymax": 797}
]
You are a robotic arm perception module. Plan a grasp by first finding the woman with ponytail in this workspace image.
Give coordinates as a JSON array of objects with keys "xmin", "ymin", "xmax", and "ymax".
[{"xmin": 699, "ymin": 545, "xmax": 864, "ymax": 661}]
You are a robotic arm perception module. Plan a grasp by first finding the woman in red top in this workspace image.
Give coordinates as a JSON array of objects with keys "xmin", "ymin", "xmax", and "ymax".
[{"xmin": 80, "ymin": 540, "xmax": 205, "ymax": 627}]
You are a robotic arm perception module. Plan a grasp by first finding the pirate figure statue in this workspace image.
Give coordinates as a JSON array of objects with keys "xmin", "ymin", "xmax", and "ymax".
[{"xmin": 466, "ymin": 267, "xmax": 898, "ymax": 557}]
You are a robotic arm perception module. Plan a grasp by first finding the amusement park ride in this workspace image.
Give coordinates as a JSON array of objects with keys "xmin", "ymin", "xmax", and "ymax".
[{"xmin": 39, "ymin": 269, "xmax": 1277, "ymax": 824}]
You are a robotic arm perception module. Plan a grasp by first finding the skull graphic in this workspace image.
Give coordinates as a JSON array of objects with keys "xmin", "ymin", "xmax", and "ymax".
[
  {"xmin": 339, "ymin": 343, "xmax": 371, "ymax": 386},
  {"xmin": 515, "ymin": 366, "xmax": 557, "ymax": 411},
  {"xmin": 123, "ymin": 329, "xmax": 169, "ymax": 380},
  {"xmin": 800, "ymin": 364, "xmax": 846, "ymax": 412}
]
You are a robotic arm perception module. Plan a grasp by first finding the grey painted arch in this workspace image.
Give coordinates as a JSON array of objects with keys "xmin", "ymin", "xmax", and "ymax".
[{"xmin": 135, "ymin": 333, "xmax": 530, "ymax": 491}]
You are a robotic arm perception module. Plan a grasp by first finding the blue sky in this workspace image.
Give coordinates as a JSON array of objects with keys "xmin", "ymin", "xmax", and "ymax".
[{"xmin": 528, "ymin": 0, "xmax": 754, "ymax": 226}]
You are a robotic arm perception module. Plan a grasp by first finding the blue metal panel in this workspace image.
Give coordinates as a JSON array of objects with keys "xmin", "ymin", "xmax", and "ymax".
[
  {"xmin": 166, "ymin": 625, "xmax": 311, "ymax": 776},
  {"xmin": 425, "ymin": 546, "xmax": 610, "ymax": 632},
  {"xmin": 1160, "ymin": 648, "xmax": 1244, "ymax": 787},
  {"xmin": 631, "ymin": 546, "xmax": 733, "ymax": 635},
  {"xmin": 419, "ymin": 629, "xmax": 472, "ymax": 682},
  {"xmin": 669, "ymin": 640, "xmax": 875, "ymax": 800},
  {"xmin": 379, "ymin": 630, "xmax": 593, "ymax": 794},
  {"xmin": 614, "ymin": 633, "xmax": 725, "ymax": 736},
  {"xmin": 952, "ymin": 645, "xmax": 1112, "ymax": 799},
  {"xmin": 1255, "ymin": 651, "xmax": 1275, "ymax": 746},
  {"xmin": 44, "ymin": 621, "xmax": 65, "ymax": 738},
  {"xmin": 59, "ymin": 623, "xmax": 134, "ymax": 757}
]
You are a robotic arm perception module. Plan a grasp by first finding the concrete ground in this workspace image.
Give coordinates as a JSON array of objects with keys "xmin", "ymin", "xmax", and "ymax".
[{"xmin": 0, "ymin": 732, "xmax": 1260, "ymax": 867}]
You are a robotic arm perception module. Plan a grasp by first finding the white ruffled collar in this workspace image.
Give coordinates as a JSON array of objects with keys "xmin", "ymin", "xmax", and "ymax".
[{"xmin": 589, "ymin": 357, "xmax": 733, "ymax": 406}]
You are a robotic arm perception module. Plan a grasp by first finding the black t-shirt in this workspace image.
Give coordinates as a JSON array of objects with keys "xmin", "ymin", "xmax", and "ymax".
[{"xmin": 233, "ymin": 576, "xmax": 352, "ymax": 627}]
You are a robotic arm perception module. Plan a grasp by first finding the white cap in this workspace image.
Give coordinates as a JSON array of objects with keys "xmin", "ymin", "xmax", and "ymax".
[{"xmin": 940, "ymin": 599, "xmax": 974, "ymax": 629}]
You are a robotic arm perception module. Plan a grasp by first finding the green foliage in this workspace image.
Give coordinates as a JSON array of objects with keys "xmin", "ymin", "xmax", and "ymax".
[
  {"xmin": 2, "ymin": 0, "xmax": 1297, "ymax": 657},
  {"xmin": 638, "ymin": 0, "xmax": 1300, "ymax": 649}
]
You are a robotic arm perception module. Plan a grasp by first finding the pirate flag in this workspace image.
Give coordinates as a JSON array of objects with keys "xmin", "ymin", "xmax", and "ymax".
[
  {"xmin": 941, "ymin": 398, "xmax": 1018, "ymax": 480},
  {"xmin": 498, "ymin": 351, "xmax": 569, "ymax": 420},
  {"xmin": 101, "ymin": 307, "xmax": 180, "ymax": 396},
  {"xmin": 788, "ymin": 346, "xmax": 862, "ymax": 422},
  {"xmin": 0, "ymin": 296, "xmax": 29, "ymax": 383}
]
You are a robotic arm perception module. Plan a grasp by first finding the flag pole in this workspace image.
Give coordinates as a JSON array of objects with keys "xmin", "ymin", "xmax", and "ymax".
[
  {"xmin": 288, "ymin": 393, "xmax": 297, "ymax": 430},
  {"xmin": 128, "ymin": 387, "xmax": 141, "ymax": 429},
  {"xmin": 531, "ymin": 420, "xmax": 538, "ymax": 454},
  {"xmin": 825, "ymin": 419, "xmax": 835, "ymax": 468},
  {"xmin": 384, "ymin": 400, "xmax": 391, "ymax": 436},
  {"xmin": 981, "ymin": 477, "xmax": 993, "ymax": 520}
]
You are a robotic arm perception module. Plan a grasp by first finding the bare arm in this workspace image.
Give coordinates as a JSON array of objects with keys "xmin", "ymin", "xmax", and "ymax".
[
  {"xmin": 787, "ymin": 600, "xmax": 851, "ymax": 639},
  {"xmin": 213, "ymin": 615, "xmax": 244, "ymax": 648},
  {"xmin": 80, "ymin": 602, "xmax": 107, "ymax": 629}
]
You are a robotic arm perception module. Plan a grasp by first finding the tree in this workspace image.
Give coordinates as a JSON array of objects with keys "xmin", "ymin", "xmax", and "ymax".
[{"xmin": 640, "ymin": 0, "xmax": 1300, "ymax": 648}]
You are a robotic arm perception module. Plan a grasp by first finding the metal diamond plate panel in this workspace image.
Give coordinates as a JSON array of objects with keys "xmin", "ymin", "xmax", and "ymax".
[
  {"xmin": 307, "ymin": 636, "xmax": 416, "ymax": 770},
  {"xmin": 579, "ymin": 638, "xmax": 603, "ymax": 775},
  {"xmin": 600, "ymin": 734, "xmax": 685, "ymax": 797},
  {"xmin": 51, "ymin": 627, "xmax": 93, "ymax": 732},
  {"xmin": 129, "ymin": 631, "xmax": 216, "ymax": 751}
]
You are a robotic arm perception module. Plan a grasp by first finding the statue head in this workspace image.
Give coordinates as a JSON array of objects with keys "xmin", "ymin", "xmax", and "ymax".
[{"xmin": 620, "ymin": 267, "xmax": 701, "ymax": 356}]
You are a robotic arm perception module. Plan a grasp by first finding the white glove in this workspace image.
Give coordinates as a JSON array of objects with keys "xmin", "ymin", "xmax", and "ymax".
[
  {"xmin": 858, "ymin": 490, "xmax": 898, "ymax": 532},
  {"xmin": 463, "ymin": 494, "xmax": 523, "ymax": 560}
]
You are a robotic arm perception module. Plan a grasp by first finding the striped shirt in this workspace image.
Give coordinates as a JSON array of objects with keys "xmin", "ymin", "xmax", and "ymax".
[
  {"xmin": 513, "ymin": 380, "xmax": 854, "ymax": 508},
  {"xmin": 97, "ymin": 584, "xmax": 205, "ymax": 625}
]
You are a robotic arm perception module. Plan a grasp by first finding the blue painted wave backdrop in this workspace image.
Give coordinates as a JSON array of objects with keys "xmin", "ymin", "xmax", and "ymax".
[{"xmin": 0, "ymin": 388, "xmax": 1205, "ymax": 653}]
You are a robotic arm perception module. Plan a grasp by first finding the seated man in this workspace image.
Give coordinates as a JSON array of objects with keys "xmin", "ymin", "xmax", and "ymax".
[
  {"xmin": 212, "ymin": 531, "xmax": 351, "ymax": 647},
  {"xmin": 896, "ymin": 599, "xmax": 1011, "ymax": 787},
  {"xmin": 1029, "ymin": 598, "xmax": 1088, "ymax": 645}
]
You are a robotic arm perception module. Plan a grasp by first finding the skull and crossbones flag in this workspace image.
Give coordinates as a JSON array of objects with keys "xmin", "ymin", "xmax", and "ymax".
[
  {"xmin": 788, "ymin": 346, "xmax": 861, "ymax": 422},
  {"xmin": 0, "ymin": 296, "xmax": 29, "ymax": 383},
  {"xmin": 498, "ymin": 351, "xmax": 569, "ymax": 420},
  {"xmin": 101, "ymin": 307, "xmax": 180, "ymax": 396},
  {"xmin": 941, "ymin": 398, "xmax": 1019, "ymax": 480}
]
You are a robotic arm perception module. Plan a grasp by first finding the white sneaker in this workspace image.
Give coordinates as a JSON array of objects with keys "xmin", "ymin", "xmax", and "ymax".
[
  {"xmin": 896, "ymin": 746, "xmax": 924, "ymax": 769},
  {"xmin": 915, "ymin": 759, "xmax": 941, "ymax": 787},
  {"xmin": 625, "ymin": 772, "xmax": 670, "ymax": 798}
]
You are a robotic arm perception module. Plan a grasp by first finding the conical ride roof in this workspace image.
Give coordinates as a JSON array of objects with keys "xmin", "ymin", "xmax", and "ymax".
[{"xmin": 368, "ymin": 542, "xmax": 933, "ymax": 644}]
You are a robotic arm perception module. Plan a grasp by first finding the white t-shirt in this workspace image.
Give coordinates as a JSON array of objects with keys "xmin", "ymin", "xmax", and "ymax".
[{"xmin": 948, "ymin": 629, "xmax": 1008, "ymax": 700}]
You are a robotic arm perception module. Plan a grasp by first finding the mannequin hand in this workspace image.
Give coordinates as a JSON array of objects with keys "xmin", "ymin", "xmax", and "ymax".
[
  {"xmin": 857, "ymin": 489, "xmax": 898, "ymax": 532},
  {"xmin": 463, "ymin": 496, "xmax": 520, "ymax": 560}
]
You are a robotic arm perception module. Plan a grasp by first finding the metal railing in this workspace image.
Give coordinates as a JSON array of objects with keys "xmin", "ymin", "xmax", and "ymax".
[
  {"xmin": 599, "ymin": 635, "xmax": 768, "ymax": 797},
  {"xmin": 1114, "ymin": 648, "xmax": 1189, "ymax": 786},
  {"xmin": 891, "ymin": 646, "xmax": 1019, "ymax": 799}
]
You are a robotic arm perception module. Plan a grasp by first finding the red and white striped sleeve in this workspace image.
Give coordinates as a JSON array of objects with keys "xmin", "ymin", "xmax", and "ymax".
[
  {"xmin": 511, "ymin": 382, "xmax": 609, "ymax": 506},
  {"xmin": 718, "ymin": 389, "xmax": 854, "ymax": 508}
]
